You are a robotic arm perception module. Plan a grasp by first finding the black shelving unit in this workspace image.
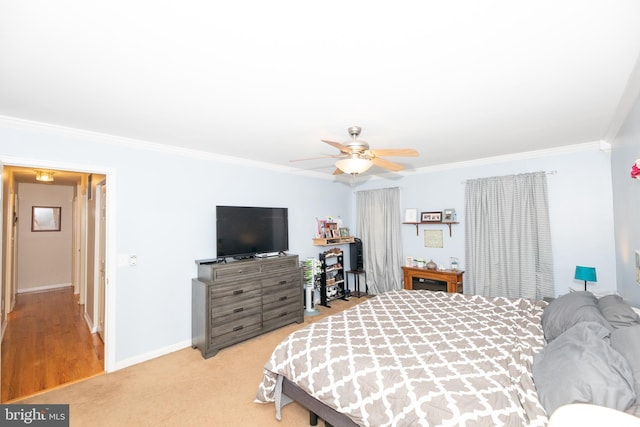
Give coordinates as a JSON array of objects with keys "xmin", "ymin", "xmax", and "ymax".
[{"xmin": 319, "ymin": 248, "xmax": 348, "ymax": 308}]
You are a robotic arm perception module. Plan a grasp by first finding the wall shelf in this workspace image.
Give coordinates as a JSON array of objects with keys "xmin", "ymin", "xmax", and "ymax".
[
  {"xmin": 403, "ymin": 222, "xmax": 459, "ymax": 237},
  {"xmin": 313, "ymin": 237, "xmax": 355, "ymax": 246}
]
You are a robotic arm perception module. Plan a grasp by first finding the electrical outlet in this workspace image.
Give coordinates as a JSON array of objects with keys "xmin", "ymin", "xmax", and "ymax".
[{"xmin": 129, "ymin": 255, "xmax": 137, "ymax": 266}]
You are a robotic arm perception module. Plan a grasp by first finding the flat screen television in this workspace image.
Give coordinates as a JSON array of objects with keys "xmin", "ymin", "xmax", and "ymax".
[{"xmin": 216, "ymin": 205, "xmax": 289, "ymax": 258}]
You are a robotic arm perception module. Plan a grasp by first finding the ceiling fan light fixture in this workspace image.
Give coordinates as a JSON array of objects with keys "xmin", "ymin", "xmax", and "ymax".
[
  {"xmin": 35, "ymin": 170, "xmax": 54, "ymax": 182},
  {"xmin": 336, "ymin": 157, "xmax": 373, "ymax": 175}
]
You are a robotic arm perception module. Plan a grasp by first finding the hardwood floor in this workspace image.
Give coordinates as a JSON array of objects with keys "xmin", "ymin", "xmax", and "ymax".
[{"xmin": 1, "ymin": 287, "xmax": 104, "ymax": 402}]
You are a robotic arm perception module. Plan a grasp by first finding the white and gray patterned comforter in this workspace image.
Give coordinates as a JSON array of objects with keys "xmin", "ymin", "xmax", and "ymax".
[{"xmin": 256, "ymin": 289, "xmax": 549, "ymax": 426}]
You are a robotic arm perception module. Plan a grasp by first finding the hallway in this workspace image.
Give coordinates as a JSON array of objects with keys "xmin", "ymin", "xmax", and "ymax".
[{"xmin": 1, "ymin": 287, "xmax": 104, "ymax": 402}]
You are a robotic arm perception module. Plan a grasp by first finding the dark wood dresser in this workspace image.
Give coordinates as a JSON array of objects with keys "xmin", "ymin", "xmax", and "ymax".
[{"xmin": 192, "ymin": 255, "xmax": 303, "ymax": 358}]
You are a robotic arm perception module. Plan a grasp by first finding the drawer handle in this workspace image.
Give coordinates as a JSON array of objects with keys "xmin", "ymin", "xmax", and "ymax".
[
  {"xmin": 279, "ymin": 296, "xmax": 288, "ymax": 301},
  {"xmin": 233, "ymin": 325, "xmax": 243, "ymax": 332},
  {"xmin": 279, "ymin": 312, "xmax": 288, "ymax": 317},
  {"xmin": 279, "ymin": 280, "xmax": 287, "ymax": 285},
  {"xmin": 233, "ymin": 307, "xmax": 244, "ymax": 313},
  {"xmin": 233, "ymin": 290, "xmax": 244, "ymax": 295}
]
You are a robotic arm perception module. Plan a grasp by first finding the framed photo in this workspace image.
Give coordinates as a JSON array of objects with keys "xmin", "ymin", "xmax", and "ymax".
[
  {"xmin": 421, "ymin": 211, "xmax": 442, "ymax": 222},
  {"xmin": 339, "ymin": 227, "xmax": 350, "ymax": 237},
  {"xmin": 443, "ymin": 208, "xmax": 457, "ymax": 223},
  {"xmin": 404, "ymin": 208, "xmax": 418, "ymax": 222},
  {"xmin": 32, "ymin": 206, "xmax": 61, "ymax": 232}
]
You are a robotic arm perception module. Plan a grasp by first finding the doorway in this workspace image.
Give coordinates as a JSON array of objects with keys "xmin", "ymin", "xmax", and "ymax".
[{"xmin": 0, "ymin": 163, "xmax": 112, "ymax": 401}]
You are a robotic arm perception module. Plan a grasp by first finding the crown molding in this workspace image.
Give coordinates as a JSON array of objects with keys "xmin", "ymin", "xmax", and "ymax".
[
  {"xmin": 0, "ymin": 115, "xmax": 318, "ymax": 177},
  {"xmin": 0, "ymin": 115, "xmax": 608, "ymax": 181},
  {"xmin": 411, "ymin": 141, "xmax": 607, "ymax": 174}
]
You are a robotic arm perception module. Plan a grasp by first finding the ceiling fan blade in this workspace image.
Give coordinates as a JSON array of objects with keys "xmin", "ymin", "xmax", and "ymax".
[
  {"xmin": 371, "ymin": 157, "xmax": 404, "ymax": 172},
  {"xmin": 333, "ymin": 168, "xmax": 344, "ymax": 175},
  {"xmin": 370, "ymin": 148, "xmax": 419, "ymax": 157},
  {"xmin": 289, "ymin": 155, "xmax": 341, "ymax": 162},
  {"xmin": 322, "ymin": 139, "xmax": 353, "ymax": 154}
]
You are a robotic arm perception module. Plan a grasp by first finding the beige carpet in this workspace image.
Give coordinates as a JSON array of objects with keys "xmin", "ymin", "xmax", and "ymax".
[{"xmin": 17, "ymin": 297, "xmax": 366, "ymax": 426}]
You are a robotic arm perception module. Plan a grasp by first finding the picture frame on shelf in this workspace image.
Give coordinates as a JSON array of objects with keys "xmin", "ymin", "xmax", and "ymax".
[
  {"xmin": 339, "ymin": 227, "xmax": 350, "ymax": 237},
  {"xmin": 442, "ymin": 208, "xmax": 457, "ymax": 223},
  {"xmin": 404, "ymin": 208, "xmax": 418, "ymax": 222},
  {"xmin": 421, "ymin": 211, "xmax": 442, "ymax": 222}
]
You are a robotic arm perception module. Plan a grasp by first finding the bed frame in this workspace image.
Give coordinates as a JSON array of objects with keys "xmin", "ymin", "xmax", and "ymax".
[{"xmin": 282, "ymin": 377, "xmax": 358, "ymax": 427}]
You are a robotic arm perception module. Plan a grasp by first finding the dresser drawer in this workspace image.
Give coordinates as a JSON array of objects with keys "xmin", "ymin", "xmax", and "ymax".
[
  {"xmin": 209, "ymin": 281, "xmax": 261, "ymax": 301},
  {"xmin": 261, "ymin": 256, "xmax": 299, "ymax": 272},
  {"xmin": 263, "ymin": 300, "xmax": 302, "ymax": 326},
  {"xmin": 212, "ymin": 263, "xmax": 261, "ymax": 280},
  {"xmin": 262, "ymin": 271, "xmax": 301, "ymax": 290},
  {"xmin": 210, "ymin": 313, "xmax": 262, "ymax": 341},
  {"xmin": 263, "ymin": 285, "xmax": 301, "ymax": 308},
  {"xmin": 211, "ymin": 297, "xmax": 262, "ymax": 322}
]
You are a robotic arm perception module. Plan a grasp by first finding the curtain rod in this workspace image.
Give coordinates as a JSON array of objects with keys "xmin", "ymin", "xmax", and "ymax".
[{"xmin": 460, "ymin": 170, "xmax": 557, "ymax": 184}]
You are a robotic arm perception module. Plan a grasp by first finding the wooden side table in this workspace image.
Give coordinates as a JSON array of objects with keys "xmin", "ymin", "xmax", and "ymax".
[{"xmin": 401, "ymin": 266, "xmax": 463, "ymax": 293}]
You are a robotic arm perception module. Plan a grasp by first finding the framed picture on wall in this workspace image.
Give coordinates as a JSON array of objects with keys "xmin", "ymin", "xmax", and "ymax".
[
  {"xmin": 404, "ymin": 208, "xmax": 418, "ymax": 222},
  {"xmin": 31, "ymin": 206, "xmax": 61, "ymax": 232},
  {"xmin": 421, "ymin": 211, "xmax": 442, "ymax": 222}
]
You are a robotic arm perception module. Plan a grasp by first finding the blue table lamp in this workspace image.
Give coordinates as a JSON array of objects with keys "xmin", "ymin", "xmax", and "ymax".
[{"xmin": 575, "ymin": 266, "xmax": 597, "ymax": 291}]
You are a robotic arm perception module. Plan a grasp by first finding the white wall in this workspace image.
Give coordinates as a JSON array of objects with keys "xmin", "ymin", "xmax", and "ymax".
[
  {"xmin": 353, "ymin": 143, "xmax": 617, "ymax": 297},
  {"xmin": 16, "ymin": 183, "xmax": 74, "ymax": 292},
  {"xmin": 611, "ymin": 90, "xmax": 640, "ymax": 306}
]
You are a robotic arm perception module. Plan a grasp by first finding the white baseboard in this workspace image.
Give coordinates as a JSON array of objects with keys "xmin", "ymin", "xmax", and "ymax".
[
  {"xmin": 84, "ymin": 311, "xmax": 97, "ymax": 333},
  {"xmin": 112, "ymin": 339, "xmax": 192, "ymax": 372},
  {"xmin": 17, "ymin": 283, "xmax": 73, "ymax": 294}
]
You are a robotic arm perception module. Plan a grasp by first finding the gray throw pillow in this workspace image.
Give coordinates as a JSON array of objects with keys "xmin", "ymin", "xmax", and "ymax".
[
  {"xmin": 598, "ymin": 295, "xmax": 640, "ymax": 329},
  {"xmin": 533, "ymin": 322, "xmax": 636, "ymax": 416},
  {"xmin": 611, "ymin": 325, "xmax": 640, "ymax": 394},
  {"xmin": 541, "ymin": 291, "xmax": 612, "ymax": 342}
]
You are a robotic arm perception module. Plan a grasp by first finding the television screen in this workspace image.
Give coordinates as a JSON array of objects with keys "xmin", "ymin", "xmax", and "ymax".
[{"xmin": 216, "ymin": 206, "xmax": 289, "ymax": 258}]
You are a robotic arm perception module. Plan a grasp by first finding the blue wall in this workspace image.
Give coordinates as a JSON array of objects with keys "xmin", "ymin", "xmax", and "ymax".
[
  {"xmin": 0, "ymin": 116, "xmax": 627, "ymax": 369},
  {"xmin": 353, "ymin": 143, "xmax": 617, "ymax": 298}
]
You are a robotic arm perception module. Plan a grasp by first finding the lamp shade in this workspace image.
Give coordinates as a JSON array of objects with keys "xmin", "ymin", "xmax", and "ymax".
[
  {"xmin": 335, "ymin": 158, "xmax": 373, "ymax": 175},
  {"xmin": 574, "ymin": 266, "xmax": 597, "ymax": 283}
]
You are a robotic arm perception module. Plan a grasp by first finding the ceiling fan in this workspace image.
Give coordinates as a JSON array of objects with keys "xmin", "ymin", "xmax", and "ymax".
[{"xmin": 292, "ymin": 126, "xmax": 419, "ymax": 175}]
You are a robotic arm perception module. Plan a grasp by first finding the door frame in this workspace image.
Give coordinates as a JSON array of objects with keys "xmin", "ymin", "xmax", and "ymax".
[{"xmin": 0, "ymin": 155, "xmax": 117, "ymax": 373}]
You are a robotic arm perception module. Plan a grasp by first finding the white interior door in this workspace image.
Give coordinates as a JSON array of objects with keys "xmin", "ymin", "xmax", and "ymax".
[
  {"xmin": 96, "ymin": 183, "xmax": 106, "ymax": 340},
  {"xmin": 0, "ymin": 160, "xmax": 4, "ymax": 387}
]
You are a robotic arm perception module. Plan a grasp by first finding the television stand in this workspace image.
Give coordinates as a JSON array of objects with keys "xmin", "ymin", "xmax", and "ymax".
[{"xmin": 192, "ymin": 255, "xmax": 303, "ymax": 358}]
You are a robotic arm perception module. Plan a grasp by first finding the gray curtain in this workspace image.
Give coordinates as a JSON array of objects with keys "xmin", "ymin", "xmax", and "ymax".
[
  {"xmin": 356, "ymin": 187, "xmax": 403, "ymax": 294},
  {"xmin": 464, "ymin": 172, "xmax": 554, "ymax": 299}
]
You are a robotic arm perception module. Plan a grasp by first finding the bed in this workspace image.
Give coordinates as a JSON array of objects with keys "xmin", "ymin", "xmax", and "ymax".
[
  {"xmin": 256, "ymin": 289, "xmax": 640, "ymax": 426},
  {"xmin": 255, "ymin": 289, "xmax": 550, "ymax": 426}
]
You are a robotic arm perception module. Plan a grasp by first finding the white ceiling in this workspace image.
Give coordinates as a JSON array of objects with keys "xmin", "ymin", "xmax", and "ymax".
[{"xmin": 1, "ymin": 1, "xmax": 640, "ymax": 176}]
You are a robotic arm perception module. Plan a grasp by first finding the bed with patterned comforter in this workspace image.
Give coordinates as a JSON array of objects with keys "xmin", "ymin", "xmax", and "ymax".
[{"xmin": 255, "ymin": 289, "xmax": 549, "ymax": 426}]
